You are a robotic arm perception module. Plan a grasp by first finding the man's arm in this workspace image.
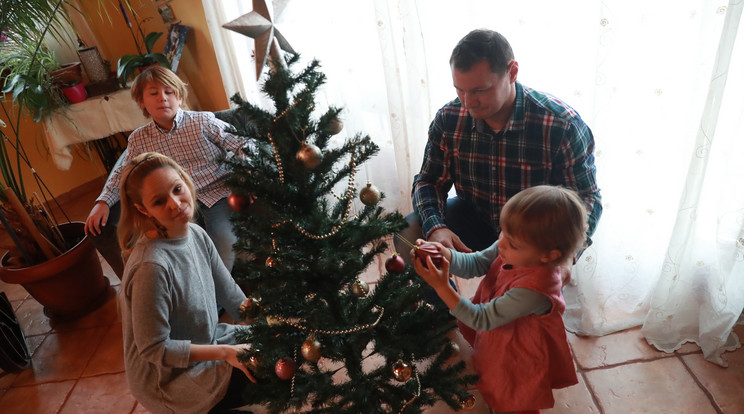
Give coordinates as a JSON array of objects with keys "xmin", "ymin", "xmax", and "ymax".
[{"xmin": 411, "ymin": 117, "xmax": 452, "ymax": 238}]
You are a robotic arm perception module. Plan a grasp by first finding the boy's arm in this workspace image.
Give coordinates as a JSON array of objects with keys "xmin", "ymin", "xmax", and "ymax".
[
  {"xmin": 96, "ymin": 147, "xmax": 132, "ymax": 206},
  {"xmin": 204, "ymin": 113, "xmax": 256, "ymax": 158}
]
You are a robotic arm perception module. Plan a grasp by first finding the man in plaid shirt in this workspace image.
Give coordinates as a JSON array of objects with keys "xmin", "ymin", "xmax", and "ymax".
[{"xmin": 396, "ymin": 29, "xmax": 601, "ymax": 264}]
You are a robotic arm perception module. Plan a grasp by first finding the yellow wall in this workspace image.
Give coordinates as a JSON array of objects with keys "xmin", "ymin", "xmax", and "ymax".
[{"xmin": 4, "ymin": 0, "xmax": 228, "ymax": 199}]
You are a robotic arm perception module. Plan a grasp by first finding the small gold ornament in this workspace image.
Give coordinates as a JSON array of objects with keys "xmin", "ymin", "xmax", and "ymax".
[
  {"xmin": 301, "ymin": 335, "xmax": 322, "ymax": 362},
  {"xmin": 248, "ymin": 355, "xmax": 261, "ymax": 368},
  {"xmin": 239, "ymin": 297, "xmax": 261, "ymax": 320},
  {"xmin": 350, "ymin": 279, "xmax": 369, "ymax": 297},
  {"xmin": 329, "ymin": 118, "xmax": 344, "ymax": 135},
  {"xmin": 459, "ymin": 394, "xmax": 476, "ymax": 411},
  {"xmin": 266, "ymin": 315, "xmax": 282, "ymax": 326},
  {"xmin": 359, "ymin": 181, "xmax": 381, "ymax": 206},
  {"xmin": 296, "ymin": 142, "xmax": 322, "ymax": 169},
  {"xmin": 265, "ymin": 256, "xmax": 276, "ymax": 267},
  {"xmin": 392, "ymin": 359, "xmax": 412, "ymax": 382}
]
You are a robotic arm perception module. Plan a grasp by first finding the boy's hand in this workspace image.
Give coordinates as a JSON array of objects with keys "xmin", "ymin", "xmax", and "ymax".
[{"xmin": 85, "ymin": 201, "xmax": 110, "ymax": 236}]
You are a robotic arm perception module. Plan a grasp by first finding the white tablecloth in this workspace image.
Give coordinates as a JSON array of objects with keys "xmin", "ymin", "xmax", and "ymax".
[{"xmin": 42, "ymin": 88, "xmax": 148, "ymax": 170}]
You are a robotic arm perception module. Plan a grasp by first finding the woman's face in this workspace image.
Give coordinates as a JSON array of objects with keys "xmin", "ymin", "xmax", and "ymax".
[{"xmin": 135, "ymin": 166, "xmax": 194, "ymax": 238}]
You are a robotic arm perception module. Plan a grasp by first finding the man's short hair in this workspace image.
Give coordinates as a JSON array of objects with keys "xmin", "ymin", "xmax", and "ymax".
[{"xmin": 450, "ymin": 29, "xmax": 514, "ymax": 74}]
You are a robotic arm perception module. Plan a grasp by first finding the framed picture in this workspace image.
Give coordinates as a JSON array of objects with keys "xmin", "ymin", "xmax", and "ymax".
[{"xmin": 164, "ymin": 23, "xmax": 189, "ymax": 72}]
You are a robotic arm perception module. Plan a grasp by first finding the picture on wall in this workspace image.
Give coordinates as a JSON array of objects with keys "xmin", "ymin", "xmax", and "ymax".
[{"xmin": 164, "ymin": 23, "xmax": 189, "ymax": 72}]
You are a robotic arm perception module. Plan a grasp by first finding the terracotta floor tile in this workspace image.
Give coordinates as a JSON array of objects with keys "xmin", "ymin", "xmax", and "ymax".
[
  {"xmin": 545, "ymin": 372, "xmax": 600, "ymax": 413},
  {"xmin": 13, "ymin": 298, "xmax": 53, "ymax": 337},
  {"xmin": 681, "ymin": 325, "xmax": 744, "ymax": 414},
  {"xmin": 82, "ymin": 323, "xmax": 125, "ymax": 377},
  {"xmin": 13, "ymin": 326, "xmax": 108, "ymax": 386},
  {"xmin": 132, "ymin": 403, "xmax": 151, "ymax": 413},
  {"xmin": 59, "ymin": 372, "xmax": 138, "ymax": 414},
  {"xmin": 0, "ymin": 280, "xmax": 29, "ymax": 302},
  {"xmin": 585, "ymin": 357, "xmax": 718, "ymax": 414},
  {"xmin": 569, "ymin": 326, "xmax": 673, "ymax": 369},
  {"xmin": 0, "ymin": 380, "xmax": 75, "ymax": 414},
  {"xmin": 51, "ymin": 292, "xmax": 119, "ymax": 333}
]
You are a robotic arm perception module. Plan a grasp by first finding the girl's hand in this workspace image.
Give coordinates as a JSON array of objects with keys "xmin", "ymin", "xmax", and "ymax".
[
  {"xmin": 226, "ymin": 344, "xmax": 257, "ymax": 383},
  {"xmin": 412, "ymin": 239, "xmax": 453, "ymax": 262},
  {"xmin": 413, "ymin": 252, "xmax": 451, "ymax": 291}
]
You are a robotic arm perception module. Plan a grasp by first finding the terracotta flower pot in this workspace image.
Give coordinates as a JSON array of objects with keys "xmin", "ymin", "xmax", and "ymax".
[{"xmin": 0, "ymin": 222, "xmax": 112, "ymax": 320}]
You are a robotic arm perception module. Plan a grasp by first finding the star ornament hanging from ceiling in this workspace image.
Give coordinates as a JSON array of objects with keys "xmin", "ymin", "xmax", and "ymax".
[{"xmin": 223, "ymin": 0, "xmax": 295, "ymax": 80}]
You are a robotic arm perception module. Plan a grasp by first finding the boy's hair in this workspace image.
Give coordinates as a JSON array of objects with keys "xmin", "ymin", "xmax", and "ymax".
[
  {"xmin": 500, "ymin": 185, "xmax": 588, "ymax": 264},
  {"xmin": 130, "ymin": 65, "xmax": 188, "ymax": 118},
  {"xmin": 117, "ymin": 152, "xmax": 197, "ymax": 257},
  {"xmin": 450, "ymin": 29, "xmax": 514, "ymax": 75}
]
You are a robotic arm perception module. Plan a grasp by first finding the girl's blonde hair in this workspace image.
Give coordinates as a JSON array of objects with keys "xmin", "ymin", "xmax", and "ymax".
[
  {"xmin": 130, "ymin": 65, "xmax": 188, "ymax": 118},
  {"xmin": 117, "ymin": 152, "xmax": 197, "ymax": 257},
  {"xmin": 500, "ymin": 185, "xmax": 588, "ymax": 264}
]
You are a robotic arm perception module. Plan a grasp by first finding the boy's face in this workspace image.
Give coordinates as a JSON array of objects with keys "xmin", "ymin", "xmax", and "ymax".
[{"xmin": 140, "ymin": 81, "xmax": 183, "ymax": 129}]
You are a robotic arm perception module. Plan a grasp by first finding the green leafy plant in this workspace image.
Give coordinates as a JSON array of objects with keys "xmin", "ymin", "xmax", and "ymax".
[{"xmin": 116, "ymin": 31, "xmax": 171, "ymax": 87}]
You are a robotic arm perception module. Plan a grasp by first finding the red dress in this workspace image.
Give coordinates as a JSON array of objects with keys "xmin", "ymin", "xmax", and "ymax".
[{"xmin": 458, "ymin": 257, "xmax": 578, "ymax": 412}]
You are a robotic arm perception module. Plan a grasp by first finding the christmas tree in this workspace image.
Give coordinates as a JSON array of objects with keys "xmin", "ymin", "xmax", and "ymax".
[{"xmin": 224, "ymin": 53, "xmax": 477, "ymax": 413}]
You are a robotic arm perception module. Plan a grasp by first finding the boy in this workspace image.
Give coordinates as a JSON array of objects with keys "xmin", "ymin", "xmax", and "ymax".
[{"xmin": 85, "ymin": 66, "xmax": 252, "ymax": 278}]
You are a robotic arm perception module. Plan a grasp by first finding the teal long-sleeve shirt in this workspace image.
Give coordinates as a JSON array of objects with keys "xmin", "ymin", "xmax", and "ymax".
[{"xmin": 448, "ymin": 242, "xmax": 552, "ymax": 331}]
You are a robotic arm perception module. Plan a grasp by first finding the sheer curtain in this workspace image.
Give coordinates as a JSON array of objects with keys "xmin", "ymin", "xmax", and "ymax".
[{"xmin": 202, "ymin": 0, "xmax": 744, "ymax": 366}]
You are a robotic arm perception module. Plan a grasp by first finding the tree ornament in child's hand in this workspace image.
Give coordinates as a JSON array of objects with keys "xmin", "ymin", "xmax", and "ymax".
[
  {"xmin": 275, "ymin": 356, "xmax": 296, "ymax": 380},
  {"xmin": 296, "ymin": 142, "xmax": 322, "ymax": 169},
  {"xmin": 414, "ymin": 243, "xmax": 443, "ymax": 269},
  {"xmin": 385, "ymin": 253, "xmax": 405, "ymax": 273}
]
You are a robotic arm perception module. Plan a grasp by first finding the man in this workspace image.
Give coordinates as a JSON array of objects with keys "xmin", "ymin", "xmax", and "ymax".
[{"xmin": 396, "ymin": 29, "xmax": 602, "ymax": 264}]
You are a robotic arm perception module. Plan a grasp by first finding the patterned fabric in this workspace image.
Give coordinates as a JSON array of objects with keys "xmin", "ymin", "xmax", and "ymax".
[
  {"xmin": 457, "ymin": 257, "xmax": 578, "ymax": 411},
  {"xmin": 97, "ymin": 109, "xmax": 250, "ymax": 207},
  {"xmin": 412, "ymin": 82, "xmax": 601, "ymax": 239}
]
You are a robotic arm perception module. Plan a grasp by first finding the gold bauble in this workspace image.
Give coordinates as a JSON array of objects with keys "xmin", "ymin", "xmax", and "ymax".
[
  {"xmin": 392, "ymin": 359, "xmax": 412, "ymax": 382},
  {"xmin": 301, "ymin": 336, "xmax": 322, "ymax": 362},
  {"xmin": 350, "ymin": 279, "xmax": 369, "ymax": 297},
  {"xmin": 265, "ymin": 256, "xmax": 276, "ymax": 267},
  {"xmin": 239, "ymin": 297, "xmax": 261, "ymax": 320},
  {"xmin": 459, "ymin": 394, "xmax": 476, "ymax": 411},
  {"xmin": 329, "ymin": 118, "xmax": 344, "ymax": 135},
  {"xmin": 359, "ymin": 182, "xmax": 381, "ymax": 206},
  {"xmin": 296, "ymin": 142, "xmax": 322, "ymax": 169}
]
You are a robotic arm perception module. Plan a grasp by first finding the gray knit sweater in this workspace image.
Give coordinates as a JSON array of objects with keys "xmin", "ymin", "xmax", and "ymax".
[{"xmin": 119, "ymin": 223, "xmax": 248, "ymax": 414}]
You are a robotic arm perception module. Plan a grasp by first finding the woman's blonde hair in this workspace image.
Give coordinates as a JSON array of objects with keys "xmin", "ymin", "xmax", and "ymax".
[
  {"xmin": 117, "ymin": 152, "xmax": 197, "ymax": 257},
  {"xmin": 500, "ymin": 185, "xmax": 588, "ymax": 264},
  {"xmin": 130, "ymin": 65, "xmax": 188, "ymax": 118}
]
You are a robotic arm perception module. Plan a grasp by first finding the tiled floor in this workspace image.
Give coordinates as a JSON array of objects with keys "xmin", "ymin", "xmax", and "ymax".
[{"xmin": 1, "ymin": 183, "xmax": 743, "ymax": 414}]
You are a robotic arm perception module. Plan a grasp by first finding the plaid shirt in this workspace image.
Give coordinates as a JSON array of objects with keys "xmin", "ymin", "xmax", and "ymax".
[
  {"xmin": 413, "ymin": 82, "xmax": 602, "ymax": 239},
  {"xmin": 97, "ymin": 109, "xmax": 249, "ymax": 208}
]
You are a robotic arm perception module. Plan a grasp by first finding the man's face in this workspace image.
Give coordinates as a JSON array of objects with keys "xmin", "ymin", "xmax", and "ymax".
[{"xmin": 451, "ymin": 59, "xmax": 517, "ymax": 127}]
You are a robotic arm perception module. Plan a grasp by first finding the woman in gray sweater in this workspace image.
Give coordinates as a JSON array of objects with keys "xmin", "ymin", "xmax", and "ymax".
[{"xmin": 117, "ymin": 152, "xmax": 255, "ymax": 414}]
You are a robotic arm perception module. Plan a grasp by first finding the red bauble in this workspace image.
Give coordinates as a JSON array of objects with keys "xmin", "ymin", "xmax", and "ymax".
[
  {"xmin": 275, "ymin": 356, "xmax": 296, "ymax": 380},
  {"xmin": 385, "ymin": 253, "xmax": 406, "ymax": 274},
  {"xmin": 414, "ymin": 243, "xmax": 443, "ymax": 269},
  {"xmin": 227, "ymin": 193, "xmax": 250, "ymax": 212}
]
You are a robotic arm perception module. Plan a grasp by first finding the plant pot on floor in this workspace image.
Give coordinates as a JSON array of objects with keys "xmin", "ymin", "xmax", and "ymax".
[{"xmin": 0, "ymin": 222, "xmax": 112, "ymax": 320}]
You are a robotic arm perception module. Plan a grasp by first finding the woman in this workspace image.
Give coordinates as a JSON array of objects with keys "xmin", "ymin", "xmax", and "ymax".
[{"xmin": 117, "ymin": 152, "xmax": 255, "ymax": 414}]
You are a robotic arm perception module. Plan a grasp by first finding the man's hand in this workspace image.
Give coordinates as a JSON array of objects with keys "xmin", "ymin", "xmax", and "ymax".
[
  {"xmin": 84, "ymin": 201, "xmax": 110, "ymax": 236},
  {"xmin": 428, "ymin": 228, "xmax": 472, "ymax": 253}
]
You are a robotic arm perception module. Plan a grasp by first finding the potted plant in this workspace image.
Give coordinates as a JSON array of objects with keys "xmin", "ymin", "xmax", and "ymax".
[
  {"xmin": 0, "ymin": 0, "xmax": 111, "ymax": 320},
  {"xmin": 115, "ymin": 1, "xmax": 171, "ymax": 87}
]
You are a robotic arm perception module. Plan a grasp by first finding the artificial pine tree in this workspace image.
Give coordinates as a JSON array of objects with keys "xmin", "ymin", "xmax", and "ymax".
[{"xmin": 224, "ymin": 53, "xmax": 477, "ymax": 413}]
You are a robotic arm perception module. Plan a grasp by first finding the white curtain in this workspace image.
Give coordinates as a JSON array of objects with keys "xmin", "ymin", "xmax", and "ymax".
[{"xmin": 202, "ymin": 0, "xmax": 744, "ymax": 366}]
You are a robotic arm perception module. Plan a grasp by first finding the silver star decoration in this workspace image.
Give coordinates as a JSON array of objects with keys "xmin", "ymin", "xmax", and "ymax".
[{"xmin": 223, "ymin": 0, "xmax": 295, "ymax": 80}]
